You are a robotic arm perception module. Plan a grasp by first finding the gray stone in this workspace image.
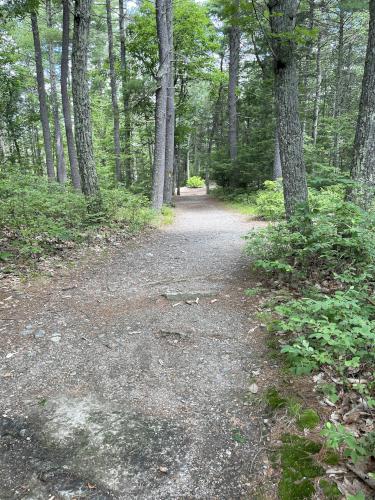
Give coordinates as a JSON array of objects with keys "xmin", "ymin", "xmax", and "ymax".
[{"xmin": 34, "ymin": 330, "xmax": 45, "ymax": 339}]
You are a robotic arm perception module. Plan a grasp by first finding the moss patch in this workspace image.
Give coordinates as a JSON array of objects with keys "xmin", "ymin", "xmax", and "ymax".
[
  {"xmin": 297, "ymin": 409, "xmax": 320, "ymax": 430},
  {"xmin": 322, "ymin": 449, "xmax": 340, "ymax": 466},
  {"xmin": 265, "ymin": 388, "xmax": 287, "ymax": 410},
  {"xmin": 278, "ymin": 434, "xmax": 324, "ymax": 500},
  {"xmin": 319, "ymin": 479, "xmax": 341, "ymax": 499}
]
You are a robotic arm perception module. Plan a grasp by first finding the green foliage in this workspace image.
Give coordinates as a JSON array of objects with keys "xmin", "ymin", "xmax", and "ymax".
[
  {"xmin": 347, "ymin": 493, "xmax": 366, "ymax": 500},
  {"xmin": 275, "ymin": 290, "xmax": 375, "ymax": 382},
  {"xmin": 245, "ymin": 198, "xmax": 375, "ymax": 282},
  {"xmin": 322, "ymin": 423, "xmax": 375, "ymax": 464},
  {"xmin": 246, "ymin": 196, "xmax": 375, "ymax": 467},
  {"xmin": 160, "ymin": 205, "xmax": 175, "ymax": 225},
  {"xmin": 211, "ymin": 187, "xmax": 258, "ymax": 215},
  {"xmin": 254, "ymin": 180, "xmax": 285, "ymax": 220},
  {"xmin": 186, "ymin": 176, "xmax": 205, "ymax": 188},
  {"xmin": 0, "ymin": 172, "xmax": 153, "ymax": 267}
]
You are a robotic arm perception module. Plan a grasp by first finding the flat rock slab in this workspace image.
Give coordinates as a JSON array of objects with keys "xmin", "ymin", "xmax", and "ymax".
[
  {"xmin": 162, "ymin": 290, "xmax": 218, "ymax": 301},
  {"xmin": 0, "ymin": 191, "xmax": 269, "ymax": 499}
]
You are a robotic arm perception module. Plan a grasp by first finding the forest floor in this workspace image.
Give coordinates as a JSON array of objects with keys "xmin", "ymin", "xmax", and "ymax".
[{"xmin": 0, "ymin": 188, "xmax": 281, "ymax": 499}]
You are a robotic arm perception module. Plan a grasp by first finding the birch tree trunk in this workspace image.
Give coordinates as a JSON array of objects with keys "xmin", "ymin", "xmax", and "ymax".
[
  {"xmin": 46, "ymin": 0, "xmax": 67, "ymax": 184},
  {"xmin": 151, "ymin": 0, "xmax": 168, "ymax": 210},
  {"xmin": 61, "ymin": 0, "xmax": 81, "ymax": 190},
  {"xmin": 31, "ymin": 12, "xmax": 55, "ymax": 180},
  {"xmin": 349, "ymin": 0, "xmax": 375, "ymax": 209},
  {"xmin": 163, "ymin": 0, "xmax": 175, "ymax": 205},
  {"xmin": 106, "ymin": 0, "xmax": 122, "ymax": 182},
  {"xmin": 72, "ymin": 0, "xmax": 101, "ymax": 207},
  {"xmin": 268, "ymin": 0, "xmax": 308, "ymax": 219},
  {"xmin": 118, "ymin": 0, "xmax": 132, "ymax": 186}
]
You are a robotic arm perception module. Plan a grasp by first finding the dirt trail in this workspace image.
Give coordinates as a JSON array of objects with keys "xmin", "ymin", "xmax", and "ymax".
[{"xmin": 0, "ymin": 189, "xmax": 272, "ymax": 499}]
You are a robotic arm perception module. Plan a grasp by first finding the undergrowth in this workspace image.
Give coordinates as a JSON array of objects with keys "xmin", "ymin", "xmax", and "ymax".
[
  {"xmin": 245, "ymin": 187, "xmax": 375, "ymax": 496},
  {"xmin": 0, "ymin": 172, "xmax": 154, "ymax": 271},
  {"xmin": 186, "ymin": 176, "xmax": 205, "ymax": 188},
  {"xmin": 212, "ymin": 180, "xmax": 345, "ymax": 221}
]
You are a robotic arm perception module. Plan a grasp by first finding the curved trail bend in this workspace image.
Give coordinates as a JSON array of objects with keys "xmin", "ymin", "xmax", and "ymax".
[{"xmin": 0, "ymin": 189, "xmax": 271, "ymax": 499}]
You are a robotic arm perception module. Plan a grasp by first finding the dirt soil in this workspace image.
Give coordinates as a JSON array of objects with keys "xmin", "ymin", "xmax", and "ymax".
[{"xmin": 0, "ymin": 188, "xmax": 276, "ymax": 499}]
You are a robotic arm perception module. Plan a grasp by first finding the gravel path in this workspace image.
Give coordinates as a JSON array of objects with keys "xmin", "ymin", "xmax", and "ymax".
[{"xmin": 0, "ymin": 189, "xmax": 271, "ymax": 499}]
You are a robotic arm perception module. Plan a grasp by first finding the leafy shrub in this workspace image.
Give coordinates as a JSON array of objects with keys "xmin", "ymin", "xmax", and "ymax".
[
  {"xmin": 186, "ymin": 176, "xmax": 205, "ymax": 188},
  {"xmin": 275, "ymin": 290, "xmax": 375, "ymax": 388},
  {"xmin": 252, "ymin": 180, "xmax": 346, "ymax": 221},
  {"xmin": 254, "ymin": 180, "xmax": 285, "ymax": 220},
  {"xmin": 245, "ymin": 197, "xmax": 375, "ymax": 467},
  {"xmin": 245, "ymin": 199, "xmax": 375, "ymax": 283},
  {"xmin": 0, "ymin": 172, "xmax": 153, "ymax": 266},
  {"xmin": 323, "ymin": 423, "xmax": 375, "ymax": 464}
]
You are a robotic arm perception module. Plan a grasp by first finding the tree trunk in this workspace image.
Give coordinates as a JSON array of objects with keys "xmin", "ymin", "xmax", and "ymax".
[
  {"xmin": 118, "ymin": 0, "xmax": 132, "ymax": 186},
  {"xmin": 151, "ymin": 0, "xmax": 169, "ymax": 210},
  {"xmin": 332, "ymin": 5, "xmax": 344, "ymax": 169},
  {"xmin": 61, "ymin": 0, "xmax": 81, "ymax": 190},
  {"xmin": 106, "ymin": 0, "xmax": 122, "ymax": 182},
  {"xmin": 268, "ymin": 0, "xmax": 308, "ymax": 219},
  {"xmin": 312, "ymin": 30, "xmax": 322, "ymax": 145},
  {"xmin": 348, "ymin": 0, "xmax": 375, "ymax": 209},
  {"xmin": 31, "ymin": 12, "xmax": 55, "ymax": 180},
  {"xmin": 228, "ymin": 5, "xmax": 240, "ymax": 164},
  {"xmin": 186, "ymin": 134, "xmax": 190, "ymax": 180},
  {"xmin": 301, "ymin": 0, "xmax": 315, "ymax": 138},
  {"xmin": 46, "ymin": 0, "xmax": 67, "ymax": 184},
  {"xmin": 273, "ymin": 126, "xmax": 282, "ymax": 179},
  {"xmin": 163, "ymin": 0, "xmax": 175, "ymax": 205},
  {"xmin": 72, "ymin": 0, "xmax": 101, "ymax": 207}
]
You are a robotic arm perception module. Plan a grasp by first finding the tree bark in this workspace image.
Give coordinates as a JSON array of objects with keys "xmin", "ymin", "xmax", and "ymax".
[
  {"xmin": 301, "ymin": 0, "xmax": 315, "ymax": 138},
  {"xmin": 273, "ymin": 126, "xmax": 282, "ymax": 179},
  {"xmin": 151, "ymin": 0, "xmax": 169, "ymax": 210},
  {"xmin": 163, "ymin": 0, "xmax": 175, "ymax": 205},
  {"xmin": 61, "ymin": 0, "xmax": 81, "ymax": 190},
  {"xmin": 46, "ymin": 0, "xmax": 67, "ymax": 184},
  {"xmin": 332, "ymin": 4, "xmax": 344, "ymax": 169},
  {"xmin": 348, "ymin": 0, "xmax": 375, "ymax": 209},
  {"xmin": 106, "ymin": 0, "xmax": 122, "ymax": 182},
  {"xmin": 268, "ymin": 0, "xmax": 308, "ymax": 219},
  {"xmin": 72, "ymin": 0, "xmax": 101, "ymax": 206},
  {"xmin": 31, "ymin": 12, "xmax": 55, "ymax": 180},
  {"xmin": 312, "ymin": 30, "xmax": 322, "ymax": 145},
  {"xmin": 118, "ymin": 0, "xmax": 132, "ymax": 186},
  {"xmin": 228, "ymin": 4, "xmax": 240, "ymax": 164}
]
